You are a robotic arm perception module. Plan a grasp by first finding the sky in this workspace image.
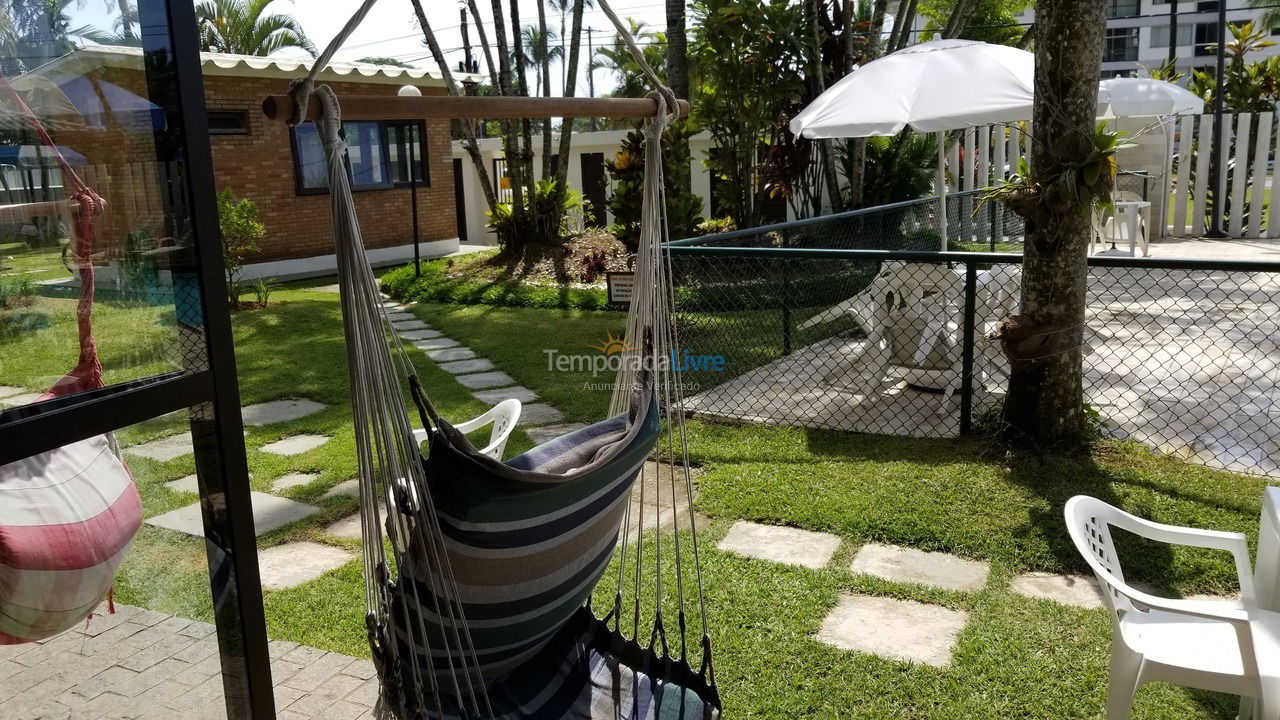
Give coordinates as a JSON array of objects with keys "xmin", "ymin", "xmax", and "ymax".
[{"xmin": 69, "ymin": 0, "xmax": 672, "ymax": 97}]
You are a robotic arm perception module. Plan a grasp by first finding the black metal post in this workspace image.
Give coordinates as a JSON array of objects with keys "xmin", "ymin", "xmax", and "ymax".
[
  {"xmin": 157, "ymin": 0, "xmax": 275, "ymax": 717},
  {"xmin": 587, "ymin": 27, "xmax": 595, "ymax": 132},
  {"xmin": 1167, "ymin": 0, "xmax": 1178, "ymax": 66},
  {"xmin": 959, "ymin": 262, "xmax": 977, "ymax": 434},
  {"xmin": 1205, "ymin": 0, "xmax": 1229, "ymax": 238},
  {"xmin": 411, "ymin": 124, "xmax": 421, "ymax": 277}
]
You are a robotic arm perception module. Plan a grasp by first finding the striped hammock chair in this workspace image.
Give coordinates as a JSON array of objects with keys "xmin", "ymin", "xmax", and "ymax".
[
  {"xmin": 0, "ymin": 74, "xmax": 142, "ymax": 644},
  {"xmin": 289, "ymin": 3, "xmax": 719, "ymax": 718}
]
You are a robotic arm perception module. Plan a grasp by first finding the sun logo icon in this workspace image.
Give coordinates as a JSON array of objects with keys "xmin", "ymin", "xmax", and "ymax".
[{"xmin": 588, "ymin": 331, "xmax": 638, "ymax": 356}]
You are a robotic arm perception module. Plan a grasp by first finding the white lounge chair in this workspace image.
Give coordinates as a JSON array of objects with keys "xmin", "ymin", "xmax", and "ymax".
[
  {"xmin": 1065, "ymin": 495, "xmax": 1280, "ymax": 719},
  {"xmin": 413, "ymin": 398, "xmax": 521, "ymax": 460}
]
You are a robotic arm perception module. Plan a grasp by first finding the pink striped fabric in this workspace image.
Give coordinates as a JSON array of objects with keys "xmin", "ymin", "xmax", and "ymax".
[{"xmin": 0, "ymin": 434, "xmax": 142, "ymax": 644}]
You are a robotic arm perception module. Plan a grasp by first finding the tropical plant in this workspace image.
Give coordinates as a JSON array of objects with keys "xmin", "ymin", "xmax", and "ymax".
[
  {"xmin": 1192, "ymin": 22, "xmax": 1280, "ymax": 114},
  {"xmin": 194, "ymin": 0, "xmax": 315, "ymax": 57},
  {"xmin": 251, "ymin": 277, "xmax": 276, "ymax": 306},
  {"xmin": 486, "ymin": 178, "xmax": 583, "ymax": 249},
  {"xmin": 217, "ymin": 188, "xmax": 265, "ymax": 306},
  {"xmin": 606, "ymin": 125, "xmax": 703, "ymax": 251},
  {"xmin": 1248, "ymin": 0, "xmax": 1280, "ymax": 34},
  {"xmin": 692, "ymin": 0, "xmax": 808, "ymax": 227},
  {"xmin": 859, "ymin": 131, "xmax": 942, "ymax": 208},
  {"xmin": 0, "ymin": 273, "xmax": 34, "ymax": 309},
  {"xmin": 918, "ymin": 0, "xmax": 1034, "ymax": 45},
  {"xmin": 73, "ymin": 0, "xmax": 140, "ymax": 46},
  {"xmin": 514, "ymin": 25, "xmax": 562, "ymax": 98},
  {"xmin": 1141, "ymin": 57, "xmax": 1184, "ymax": 84},
  {"xmin": 590, "ymin": 19, "xmax": 667, "ymax": 101}
]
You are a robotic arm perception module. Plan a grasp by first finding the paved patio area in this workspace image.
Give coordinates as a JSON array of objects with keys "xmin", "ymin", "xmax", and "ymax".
[
  {"xmin": 683, "ymin": 256, "xmax": 1280, "ymax": 477},
  {"xmin": 0, "ymin": 603, "xmax": 378, "ymax": 720}
]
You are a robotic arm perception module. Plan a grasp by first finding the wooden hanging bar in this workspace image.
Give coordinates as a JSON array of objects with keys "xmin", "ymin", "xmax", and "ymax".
[
  {"xmin": 261, "ymin": 94, "xmax": 690, "ymax": 123},
  {"xmin": 0, "ymin": 199, "xmax": 78, "ymax": 223}
]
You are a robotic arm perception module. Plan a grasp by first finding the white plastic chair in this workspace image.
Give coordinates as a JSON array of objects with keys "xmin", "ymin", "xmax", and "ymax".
[
  {"xmin": 1093, "ymin": 191, "xmax": 1150, "ymax": 257},
  {"xmin": 412, "ymin": 398, "xmax": 521, "ymax": 460},
  {"xmin": 1065, "ymin": 495, "xmax": 1264, "ymax": 718}
]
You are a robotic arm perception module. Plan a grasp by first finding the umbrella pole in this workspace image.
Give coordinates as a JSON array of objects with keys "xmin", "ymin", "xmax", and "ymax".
[{"xmin": 937, "ymin": 132, "xmax": 949, "ymax": 251}]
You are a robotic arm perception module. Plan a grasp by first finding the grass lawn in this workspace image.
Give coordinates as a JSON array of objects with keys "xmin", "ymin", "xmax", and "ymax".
[{"xmin": 4, "ymin": 274, "xmax": 1269, "ymax": 718}]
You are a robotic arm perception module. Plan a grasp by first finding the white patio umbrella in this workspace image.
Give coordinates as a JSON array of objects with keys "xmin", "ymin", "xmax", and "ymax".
[
  {"xmin": 1097, "ymin": 77, "xmax": 1205, "ymax": 118},
  {"xmin": 790, "ymin": 39, "xmax": 1036, "ymax": 250}
]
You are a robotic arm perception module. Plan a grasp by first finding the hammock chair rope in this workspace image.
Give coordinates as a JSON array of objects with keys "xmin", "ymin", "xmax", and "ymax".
[{"xmin": 288, "ymin": 3, "xmax": 717, "ymax": 716}]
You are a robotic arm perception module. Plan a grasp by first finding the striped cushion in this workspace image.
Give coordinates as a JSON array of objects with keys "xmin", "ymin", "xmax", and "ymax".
[
  {"xmin": 388, "ymin": 397, "xmax": 660, "ymax": 686},
  {"xmin": 0, "ymin": 434, "xmax": 142, "ymax": 644}
]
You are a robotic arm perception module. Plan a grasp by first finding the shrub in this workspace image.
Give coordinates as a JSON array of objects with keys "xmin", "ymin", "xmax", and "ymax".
[
  {"xmin": 217, "ymin": 189, "xmax": 265, "ymax": 306},
  {"xmin": 252, "ymin": 278, "xmax": 277, "ymax": 307},
  {"xmin": 380, "ymin": 261, "xmax": 612, "ymax": 311},
  {"xmin": 694, "ymin": 217, "xmax": 737, "ymax": 237},
  {"xmin": 606, "ymin": 123, "xmax": 703, "ymax": 252},
  {"xmin": 0, "ymin": 275, "xmax": 35, "ymax": 309},
  {"xmin": 486, "ymin": 178, "xmax": 584, "ymax": 249}
]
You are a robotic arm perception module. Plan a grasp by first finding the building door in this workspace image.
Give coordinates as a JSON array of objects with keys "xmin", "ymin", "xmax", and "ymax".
[
  {"xmin": 452, "ymin": 158, "xmax": 467, "ymax": 243},
  {"xmin": 580, "ymin": 152, "xmax": 607, "ymax": 227}
]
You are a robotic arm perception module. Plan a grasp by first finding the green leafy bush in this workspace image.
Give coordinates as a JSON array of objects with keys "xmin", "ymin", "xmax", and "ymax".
[
  {"xmin": 380, "ymin": 261, "xmax": 611, "ymax": 311},
  {"xmin": 217, "ymin": 188, "xmax": 265, "ymax": 306},
  {"xmin": 606, "ymin": 123, "xmax": 703, "ymax": 252},
  {"xmin": 0, "ymin": 274, "xmax": 35, "ymax": 309},
  {"xmin": 694, "ymin": 217, "xmax": 737, "ymax": 236},
  {"xmin": 486, "ymin": 178, "xmax": 583, "ymax": 248}
]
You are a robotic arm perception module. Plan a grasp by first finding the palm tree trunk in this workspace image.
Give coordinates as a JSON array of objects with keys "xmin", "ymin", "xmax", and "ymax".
[
  {"xmin": 556, "ymin": 0, "xmax": 587, "ymax": 182},
  {"xmin": 871, "ymin": 0, "xmax": 888, "ymax": 51},
  {"xmin": 1001, "ymin": 0, "xmax": 1108, "ymax": 447},
  {"xmin": 509, "ymin": 0, "xmax": 536, "ymax": 206},
  {"xmin": 408, "ymin": 0, "xmax": 498, "ymax": 212},
  {"xmin": 488, "ymin": 0, "xmax": 524, "ymax": 217},
  {"xmin": 810, "ymin": 0, "xmax": 843, "ymax": 214},
  {"xmin": 537, "ymin": 1, "xmax": 554, "ymax": 180},
  {"xmin": 666, "ymin": 0, "xmax": 689, "ymax": 102},
  {"xmin": 942, "ymin": 0, "xmax": 977, "ymax": 39},
  {"xmin": 887, "ymin": 0, "xmax": 908, "ymax": 51},
  {"xmin": 466, "ymin": 0, "xmax": 500, "ymax": 89},
  {"xmin": 894, "ymin": 0, "xmax": 919, "ymax": 50}
]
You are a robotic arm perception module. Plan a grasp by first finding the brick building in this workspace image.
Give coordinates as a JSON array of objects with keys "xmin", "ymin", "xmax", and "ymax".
[{"xmin": 12, "ymin": 46, "xmax": 465, "ymax": 278}]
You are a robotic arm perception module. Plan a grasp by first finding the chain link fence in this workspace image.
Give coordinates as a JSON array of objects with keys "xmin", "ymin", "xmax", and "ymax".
[{"xmin": 668, "ymin": 197, "xmax": 1280, "ymax": 479}]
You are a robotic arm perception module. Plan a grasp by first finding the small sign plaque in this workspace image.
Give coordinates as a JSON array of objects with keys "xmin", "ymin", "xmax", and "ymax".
[{"xmin": 606, "ymin": 272, "xmax": 635, "ymax": 305}]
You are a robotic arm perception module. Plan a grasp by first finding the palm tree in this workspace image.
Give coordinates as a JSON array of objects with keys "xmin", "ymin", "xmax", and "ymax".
[
  {"xmin": 514, "ymin": 25, "xmax": 562, "ymax": 98},
  {"xmin": 1249, "ymin": 0, "xmax": 1280, "ymax": 35},
  {"xmin": 194, "ymin": 0, "xmax": 315, "ymax": 57},
  {"xmin": 590, "ymin": 19, "xmax": 665, "ymax": 99}
]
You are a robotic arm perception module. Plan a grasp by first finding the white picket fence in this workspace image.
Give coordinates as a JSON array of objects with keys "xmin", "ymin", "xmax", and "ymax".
[{"xmin": 1166, "ymin": 112, "xmax": 1280, "ymax": 239}]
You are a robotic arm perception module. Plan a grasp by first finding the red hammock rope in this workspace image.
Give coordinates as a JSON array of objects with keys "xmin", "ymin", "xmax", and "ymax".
[{"xmin": 0, "ymin": 74, "xmax": 107, "ymax": 396}]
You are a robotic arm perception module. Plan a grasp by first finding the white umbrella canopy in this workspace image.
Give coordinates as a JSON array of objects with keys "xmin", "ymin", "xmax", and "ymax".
[
  {"xmin": 790, "ymin": 39, "xmax": 1036, "ymax": 139},
  {"xmin": 1097, "ymin": 77, "xmax": 1205, "ymax": 118}
]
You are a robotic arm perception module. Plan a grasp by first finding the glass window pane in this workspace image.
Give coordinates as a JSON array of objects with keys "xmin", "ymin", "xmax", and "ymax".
[
  {"xmin": 345, "ymin": 121, "xmax": 387, "ymax": 188},
  {"xmin": 293, "ymin": 123, "xmax": 328, "ymax": 191}
]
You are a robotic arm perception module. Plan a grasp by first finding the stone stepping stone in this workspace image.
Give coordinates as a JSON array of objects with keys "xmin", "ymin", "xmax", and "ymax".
[
  {"xmin": 261, "ymin": 434, "xmax": 329, "ymax": 456},
  {"xmin": 241, "ymin": 399, "xmax": 327, "ymax": 426},
  {"xmin": 400, "ymin": 329, "xmax": 444, "ymax": 341},
  {"xmin": 473, "ymin": 386, "xmax": 538, "ymax": 404},
  {"xmin": 325, "ymin": 505, "xmax": 385, "ymax": 539},
  {"xmin": 1010, "ymin": 572, "xmax": 1104, "ymax": 609},
  {"xmin": 455, "ymin": 371, "xmax": 516, "ymax": 390},
  {"xmin": 525, "ymin": 423, "xmax": 588, "ymax": 446},
  {"xmin": 257, "ymin": 541, "xmax": 354, "ymax": 590},
  {"xmin": 323, "ymin": 479, "xmax": 360, "ymax": 499},
  {"xmin": 427, "ymin": 347, "xmax": 476, "ymax": 363},
  {"xmin": 271, "ymin": 473, "xmax": 320, "ymax": 492},
  {"xmin": 517, "ymin": 403, "xmax": 564, "ymax": 426},
  {"xmin": 391, "ymin": 320, "xmax": 431, "ymax": 331},
  {"xmin": 718, "ymin": 521, "xmax": 841, "ymax": 570},
  {"xmin": 0, "ymin": 392, "xmax": 43, "ymax": 408},
  {"xmin": 385, "ymin": 312, "xmax": 414, "ymax": 322},
  {"xmin": 850, "ymin": 543, "xmax": 990, "ymax": 592},
  {"xmin": 165, "ymin": 475, "xmax": 200, "ymax": 494},
  {"xmin": 128, "ymin": 431, "xmax": 194, "ymax": 461},
  {"xmin": 414, "ymin": 337, "xmax": 460, "ymax": 351},
  {"xmin": 625, "ymin": 462, "xmax": 703, "ymax": 534},
  {"xmin": 314, "ymin": 283, "xmax": 340, "ymax": 293},
  {"xmin": 817, "ymin": 593, "xmax": 968, "ymax": 668},
  {"xmin": 147, "ymin": 491, "xmax": 320, "ymax": 537},
  {"xmin": 439, "ymin": 358, "xmax": 495, "ymax": 375}
]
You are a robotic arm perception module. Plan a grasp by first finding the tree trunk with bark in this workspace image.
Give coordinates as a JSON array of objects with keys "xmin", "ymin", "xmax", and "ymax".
[
  {"xmin": 410, "ymin": 0, "xmax": 498, "ymax": 211},
  {"xmin": 1001, "ymin": 0, "xmax": 1108, "ymax": 448},
  {"xmin": 666, "ymin": 0, "xmax": 690, "ymax": 102},
  {"xmin": 556, "ymin": 0, "xmax": 587, "ymax": 181},
  {"xmin": 537, "ymin": 0, "xmax": 554, "ymax": 179},
  {"xmin": 811, "ymin": 0, "xmax": 843, "ymax": 214}
]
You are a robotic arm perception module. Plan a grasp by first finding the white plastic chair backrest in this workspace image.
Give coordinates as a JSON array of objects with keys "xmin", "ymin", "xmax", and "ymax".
[
  {"xmin": 409, "ymin": 398, "xmax": 522, "ymax": 460},
  {"xmin": 1065, "ymin": 495, "xmax": 1139, "ymax": 620},
  {"xmin": 884, "ymin": 263, "xmax": 965, "ymax": 319}
]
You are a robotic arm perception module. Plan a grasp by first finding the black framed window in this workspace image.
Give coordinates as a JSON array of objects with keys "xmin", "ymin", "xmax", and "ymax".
[
  {"xmin": 292, "ymin": 120, "xmax": 395, "ymax": 194},
  {"xmin": 386, "ymin": 121, "xmax": 429, "ymax": 186},
  {"xmin": 207, "ymin": 110, "xmax": 248, "ymax": 135},
  {"xmin": 1195, "ymin": 22, "xmax": 1219, "ymax": 57},
  {"xmin": 1103, "ymin": 27, "xmax": 1140, "ymax": 63},
  {"xmin": 1106, "ymin": 0, "xmax": 1139, "ymax": 18}
]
